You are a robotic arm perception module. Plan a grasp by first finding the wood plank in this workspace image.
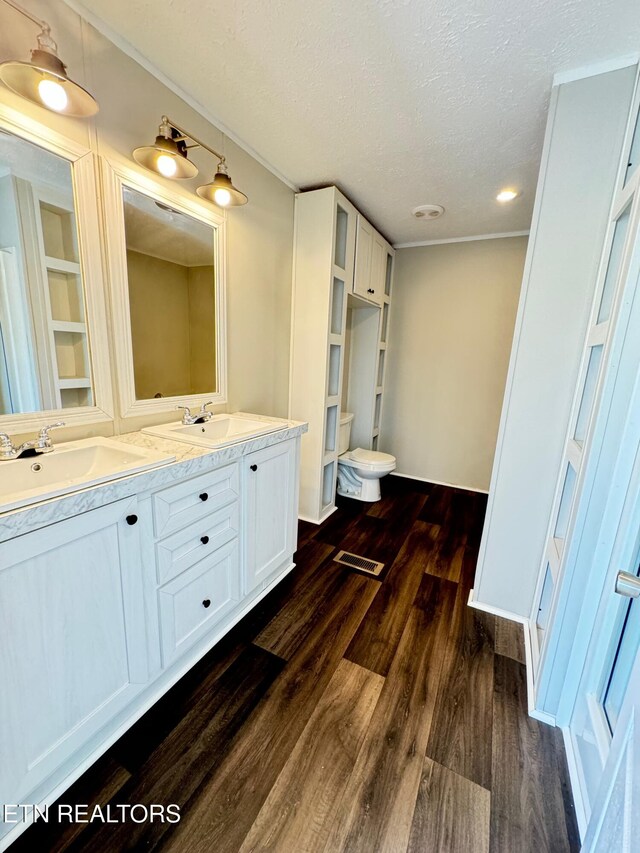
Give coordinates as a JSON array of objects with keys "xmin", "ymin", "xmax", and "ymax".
[
  {"xmin": 9, "ymin": 756, "xmax": 131, "ymax": 853},
  {"xmin": 297, "ymin": 518, "xmax": 318, "ymax": 549},
  {"xmin": 344, "ymin": 520, "xmax": 440, "ymax": 676},
  {"xmin": 418, "ymin": 483, "xmax": 454, "ymax": 525},
  {"xmin": 494, "ymin": 616, "xmax": 526, "ymax": 664},
  {"xmin": 323, "ymin": 574, "xmax": 457, "ymax": 853},
  {"xmin": 426, "ymin": 586, "xmax": 495, "ymax": 789},
  {"xmin": 69, "ymin": 645, "xmax": 286, "ymax": 853},
  {"xmin": 162, "ymin": 572, "xmax": 380, "ymax": 853},
  {"xmin": 239, "ymin": 660, "xmax": 384, "ymax": 853},
  {"xmin": 424, "ymin": 524, "xmax": 466, "ymax": 582},
  {"xmin": 408, "ymin": 758, "xmax": 490, "ymax": 853},
  {"xmin": 254, "ymin": 543, "xmax": 353, "ymax": 659},
  {"xmin": 491, "ymin": 655, "xmax": 575, "ymax": 853}
]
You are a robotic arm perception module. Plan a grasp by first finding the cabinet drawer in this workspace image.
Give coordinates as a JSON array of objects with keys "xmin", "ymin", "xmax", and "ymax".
[
  {"xmin": 156, "ymin": 502, "xmax": 240, "ymax": 585},
  {"xmin": 152, "ymin": 463, "xmax": 239, "ymax": 537},
  {"xmin": 158, "ymin": 540, "xmax": 240, "ymax": 666}
]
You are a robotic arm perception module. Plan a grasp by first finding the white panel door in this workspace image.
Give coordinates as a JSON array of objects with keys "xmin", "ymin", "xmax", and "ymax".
[
  {"xmin": 353, "ymin": 214, "xmax": 373, "ymax": 303},
  {"xmin": 244, "ymin": 439, "xmax": 297, "ymax": 593},
  {"xmin": 0, "ymin": 497, "xmax": 149, "ymax": 808},
  {"xmin": 583, "ymin": 578, "xmax": 640, "ymax": 852}
]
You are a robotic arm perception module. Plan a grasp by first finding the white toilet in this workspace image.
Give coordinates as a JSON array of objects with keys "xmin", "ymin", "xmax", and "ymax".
[{"xmin": 337, "ymin": 412, "xmax": 396, "ymax": 502}]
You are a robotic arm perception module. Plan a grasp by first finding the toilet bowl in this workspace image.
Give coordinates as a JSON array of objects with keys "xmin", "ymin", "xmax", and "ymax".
[{"xmin": 336, "ymin": 413, "xmax": 396, "ymax": 502}]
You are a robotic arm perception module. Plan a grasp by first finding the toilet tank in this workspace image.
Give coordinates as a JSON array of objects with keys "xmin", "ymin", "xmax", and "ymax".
[{"xmin": 339, "ymin": 412, "xmax": 354, "ymax": 455}]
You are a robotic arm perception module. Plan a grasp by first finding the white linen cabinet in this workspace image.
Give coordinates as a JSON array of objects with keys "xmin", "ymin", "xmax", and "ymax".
[
  {"xmin": 290, "ymin": 187, "xmax": 394, "ymax": 523},
  {"xmin": 290, "ymin": 187, "xmax": 357, "ymax": 523}
]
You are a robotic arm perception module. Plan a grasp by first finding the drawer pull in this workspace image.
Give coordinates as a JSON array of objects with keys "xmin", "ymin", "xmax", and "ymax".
[
  {"xmin": 250, "ymin": 464, "xmax": 258, "ymax": 472},
  {"xmin": 202, "ymin": 599, "xmax": 211, "ymax": 608},
  {"xmin": 200, "ymin": 535, "xmax": 210, "ymax": 545},
  {"xmin": 126, "ymin": 514, "xmax": 138, "ymax": 526},
  {"xmin": 199, "ymin": 492, "xmax": 209, "ymax": 502}
]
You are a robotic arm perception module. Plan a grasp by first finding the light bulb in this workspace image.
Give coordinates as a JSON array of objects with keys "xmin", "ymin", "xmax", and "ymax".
[
  {"xmin": 156, "ymin": 154, "xmax": 177, "ymax": 177},
  {"xmin": 496, "ymin": 189, "xmax": 518, "ymax": 203},
  {"xmin": 213, "ymin": 187, "xmax": 232, "ymax": 207},
  {"xmin": 38, "ymin": 79, "xmax": 68, "ymax": 112}
]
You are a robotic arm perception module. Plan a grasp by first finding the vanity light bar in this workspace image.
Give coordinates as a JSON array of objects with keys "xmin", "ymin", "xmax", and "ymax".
[{"xmin": 133, "ymin": 116, "xmax": 248, "ymax": 208}]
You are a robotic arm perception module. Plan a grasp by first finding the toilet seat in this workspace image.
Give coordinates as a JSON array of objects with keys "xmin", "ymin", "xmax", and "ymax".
[{"xmin": 339, "ymin": 448, "xmax": 396, "ymax": 472}]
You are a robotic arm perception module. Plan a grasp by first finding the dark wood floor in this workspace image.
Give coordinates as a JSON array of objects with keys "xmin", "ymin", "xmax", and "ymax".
[{"xmin": 11, "ymin": 477, "xmax": 580, "ymax": 853}]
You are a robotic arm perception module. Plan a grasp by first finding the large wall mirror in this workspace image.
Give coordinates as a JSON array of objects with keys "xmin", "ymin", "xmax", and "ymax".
[
  {"xmin": 104, "ymin": 162, "xmax": 226, "ymax": 419},
  {"xmin": 0, "ymin": 108, "xmax": 112, "ymax": 431}
]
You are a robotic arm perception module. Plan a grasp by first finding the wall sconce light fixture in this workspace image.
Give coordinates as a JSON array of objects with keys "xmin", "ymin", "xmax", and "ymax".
[
  {"xmin": 0, "ymin": 0, "xmax": 98, "ymax": 117},
  {"xmin": 133, "ymin": 116, "xmax": 248, "ymax": 207}
]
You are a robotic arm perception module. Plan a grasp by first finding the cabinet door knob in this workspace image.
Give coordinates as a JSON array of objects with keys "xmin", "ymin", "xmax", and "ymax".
[
  {"xmin": 367, "ymin": 288, "xmax": 375, "ymax": 294},
  {"xmin": 202, "ymin": 599, "xmax": 211, "ymax": 608},
  {"xmin": 126, "ymin": 514, "xmax": 138, "ymax": 526},
  {"xmin": 200, "ymin": 535, "xmax": 210, "ymax": 545},
  {"xmin": 250, "ymin": 464, "xmax": 258, "ymax": 472},
  {"xmin": 199, "ymin": 492, "xmax": 209, "ymax": 502}
]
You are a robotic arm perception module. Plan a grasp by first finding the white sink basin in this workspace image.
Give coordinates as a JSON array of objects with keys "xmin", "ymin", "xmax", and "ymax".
[
  {"xmin": 142, "ymin": 413, "xmax": 287, "ymax": 449},
  {"xmin": 0, "ymin": 437, "xmax": 175, "ymax": 514}
]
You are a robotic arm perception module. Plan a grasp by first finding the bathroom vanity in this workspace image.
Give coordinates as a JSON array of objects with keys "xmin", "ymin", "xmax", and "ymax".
[{"xmin": 0, "ymin": 417, "xmax": 305, "ymax": 851}]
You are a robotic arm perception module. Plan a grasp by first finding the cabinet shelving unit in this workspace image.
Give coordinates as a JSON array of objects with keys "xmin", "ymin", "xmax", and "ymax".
[
  {"xmin": 290, "ymin": 187, "xmax": 357, "ymax": 523},
  {"xmin": 40, "ymin": 192, "xmax": 92, "ymax": 410},
  {"xmin": 345, "ymin": 236, "xmax": 394, "ymax": 453},
  {"xmin": 291, "ymin": 187, "xmax": 395, "ymax": 522}
]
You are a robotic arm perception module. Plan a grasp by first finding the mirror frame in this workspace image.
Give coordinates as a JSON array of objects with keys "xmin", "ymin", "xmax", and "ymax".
[
  {"xmin": 101, "ymin": 158, "xmax": 227, "ymax": 419},
  {"xmin": 0, "ymin": 101, "xmax": 114, "ymax": 433}
]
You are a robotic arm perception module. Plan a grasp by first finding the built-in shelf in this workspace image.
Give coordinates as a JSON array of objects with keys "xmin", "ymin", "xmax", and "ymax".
[
  {"xmin": 51, "ymin": 320, "xmax": 86, "ymax": 334},
  {"xmin": 58, "ymin": 377, "xmax": 92, "ymax": 389},
  {"xmin": 45, "ymin": 256, "xmax": 81, "ymax": 275}
]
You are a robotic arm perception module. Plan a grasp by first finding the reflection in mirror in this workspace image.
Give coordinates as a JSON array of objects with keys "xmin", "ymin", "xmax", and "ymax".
[
  {"xmin": 0, "ymin": 131, "xmax": 93, "ymax": 415},
  {"xmin": 123, "ymin": 186, "xmax": 217, "ymax": 401}
]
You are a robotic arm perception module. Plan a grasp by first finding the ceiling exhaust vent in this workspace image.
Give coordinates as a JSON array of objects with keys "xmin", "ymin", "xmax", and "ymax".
[
  {"xmin": 412, "ymin": 204, "xmax": 444, "ymax": 219},
  {"xmin": 334, "ymin": 550, "xmax": 385, "ymax": 577}
]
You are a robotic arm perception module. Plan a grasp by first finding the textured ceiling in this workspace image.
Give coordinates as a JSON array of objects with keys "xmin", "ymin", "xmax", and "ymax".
[{"xmin": 77, "ymin": 0, "xmax": 640, "ymax": 243}]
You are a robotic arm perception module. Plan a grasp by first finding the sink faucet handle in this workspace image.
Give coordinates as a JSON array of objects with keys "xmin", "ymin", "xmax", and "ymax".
[
  {"xmin": 197, "ymin": 401, "xmax": 214, "ymax": 414},
  {"xmin": 0, "ymin": 432, "xmax": 15, "ymax": 449},
  {"xmin": 37, "ymin": 421, "xmax": 66, "ymax": 440},
  {"xmin": 177, "ymin": 405, "xmax": 195, "ymax": 425},
  {"xmin": 36, "ymin": 422, "xmax": 65, "ymax": 452}
]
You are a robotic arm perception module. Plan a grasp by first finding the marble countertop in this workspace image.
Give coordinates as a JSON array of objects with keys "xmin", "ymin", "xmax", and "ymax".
[{"xmin": 0, "ymin": 414, "xmax": 307, "ymax": 543}]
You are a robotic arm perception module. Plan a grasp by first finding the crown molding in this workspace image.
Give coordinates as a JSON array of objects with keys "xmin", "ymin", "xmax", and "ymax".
[
  {"xmin": 552, "ymin": 54, "xmax": 639, "ymax": 87},
  {"xmin": 62, "ymin": 0, "xmax": 299, "ymax": 192},
  {"xmin": 394, "ymin": 230, "xmax": 530, "ymax": 249}
]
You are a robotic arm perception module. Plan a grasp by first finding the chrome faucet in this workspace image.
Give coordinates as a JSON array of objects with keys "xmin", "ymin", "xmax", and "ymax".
[
  {"xmin": 177, "ymin": 402, "xmax": 214, "ymax": 425},
  {"xmin": 0, "ymin": 422, "xmax": 65, "ymax": 461},
  {"xmin": 35, "ymin": 422, "xmax": 66, "ymax": 453}
]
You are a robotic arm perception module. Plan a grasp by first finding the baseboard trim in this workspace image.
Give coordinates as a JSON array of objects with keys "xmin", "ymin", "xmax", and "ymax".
[
  {"xmin": 468, "ymin": 591, "xmax": 556, "ymax": 726},
  {"xmin": 562, "ymin": 725, "xmax": 589, "ymax": 840},
  {"xmin": 390, "ymin": 471, "xmax": 489, "ymax": 495},
  {"xmin": 298, "ymin": 505, "xmax": 338, "ymax": 526}
]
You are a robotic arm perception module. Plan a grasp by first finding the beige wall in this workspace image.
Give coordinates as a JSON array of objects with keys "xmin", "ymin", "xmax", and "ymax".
[
  {"xmin": 0, "ymin": 0, "xmax": 294, "ymax": 441},
  {"xmin": 380, "ymin": 236, "xmax": 527, "ymax": 492},
  {"xmin": 187, "ymin": 265, "xmax": 216, "ymax": 395}
]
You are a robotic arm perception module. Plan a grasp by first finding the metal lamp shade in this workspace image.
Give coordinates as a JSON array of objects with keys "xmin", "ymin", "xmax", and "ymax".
[
  {"xmin": 196, "ymin": 169, "xmax": 248, "ymax": 206},
  {"xmin": 132, "ymin": 135, "xmax": 199, "ymax": 180},
  {"xmin": 0, "ymin": 51, "xmax": 98, "ymax": 117}
]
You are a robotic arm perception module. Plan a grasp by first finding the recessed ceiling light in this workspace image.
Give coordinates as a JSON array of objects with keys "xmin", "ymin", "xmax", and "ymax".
[
  {"xmin": 412, "ymin": 204, "xmax": 444, "ymax": 219},
  {"xmin": 496, "ymin": 189, "xmax": 519, "ymax": 203}
]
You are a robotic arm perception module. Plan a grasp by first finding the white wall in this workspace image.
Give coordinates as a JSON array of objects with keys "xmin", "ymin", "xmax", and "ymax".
[
  {"xmin": 380, "ymin": 236, "xmax": 527, "ymax": 492},
  {"xmin": 473, "ymin": 65, "xmax": 637, "ymax": 618},
  {"xmin": 0, "ymin": 0, "xmax": 294, "ymax": 441}
]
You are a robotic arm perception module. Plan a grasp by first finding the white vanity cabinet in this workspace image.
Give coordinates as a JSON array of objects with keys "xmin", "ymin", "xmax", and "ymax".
[
  {"xmin": 0, "ymin": 430, "xmax": 301, "ymax": 851},
  {"xmin": 151, "ymin": 462, "xmax": 243, "ymax": 666},
  {"xmin": 0, "ymin": 496, "xmax": 148, "ymax": 805},
  {"xmin": 244, "ymin": 439, "xmax": 298, "ymax": 593}
]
